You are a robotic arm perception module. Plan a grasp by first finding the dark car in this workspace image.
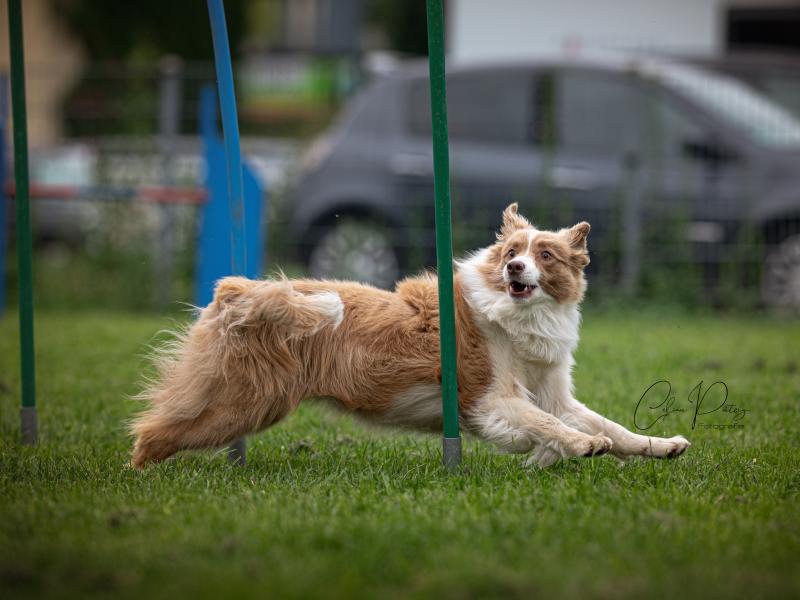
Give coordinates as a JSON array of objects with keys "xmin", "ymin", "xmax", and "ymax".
[{"xmin": 289, "ymin": 54, "xmax": 800, "ymax": 309}]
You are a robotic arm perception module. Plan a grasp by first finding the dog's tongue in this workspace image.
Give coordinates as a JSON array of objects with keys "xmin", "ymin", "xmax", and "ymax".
[{"xmin": 510, "ymin": 281, "xmax": 527, "ymax": 292}]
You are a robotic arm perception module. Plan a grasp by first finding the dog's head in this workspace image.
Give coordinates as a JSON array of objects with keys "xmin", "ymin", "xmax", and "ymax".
[{"xmin": 475, "ymin": 203, "xmax": 591, "ymax": 304}]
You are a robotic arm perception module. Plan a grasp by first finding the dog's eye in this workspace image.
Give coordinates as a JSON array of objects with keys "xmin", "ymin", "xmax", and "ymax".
[
  {"xmin": 541, "ymin": 250, "xmax": 551, "ymax": 260},
  {"xmin": 507, "ymin": 249, "xmax": 516, "ymax": 258}
]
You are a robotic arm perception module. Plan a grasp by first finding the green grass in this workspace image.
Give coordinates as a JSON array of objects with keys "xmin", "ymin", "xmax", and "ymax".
[{"xmin": 1, "ymin": 310, "xmax": 799, "ymax": 599}]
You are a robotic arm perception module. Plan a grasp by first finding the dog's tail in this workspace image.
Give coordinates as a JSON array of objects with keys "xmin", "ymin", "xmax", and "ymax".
[{"xmin": 212, "ymin": 276, "xmax": 344, "ymax": 337}]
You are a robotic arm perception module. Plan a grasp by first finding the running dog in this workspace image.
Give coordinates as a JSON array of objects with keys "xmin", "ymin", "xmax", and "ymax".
[{"xmin": 131, "ymin": 203, "xmax": 690, "ymax": 468}]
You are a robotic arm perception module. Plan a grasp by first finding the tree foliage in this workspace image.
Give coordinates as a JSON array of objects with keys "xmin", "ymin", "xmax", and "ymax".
[
  {"xmin": 48, "ymin": 0, "xmax": 247, "ymax": 61},
  {"xmin": 365, "ymin": 0, "xmax": 429, "ymax": 56}
]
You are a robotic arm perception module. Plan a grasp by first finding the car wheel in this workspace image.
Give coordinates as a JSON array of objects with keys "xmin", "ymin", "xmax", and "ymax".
[
  {"xmin": 762, "ymin": 233, "xmax": 800, "ymax": 312},
  {"xmin": 308, "ymin": 217, "xmax": 400, "ymax": 289}
]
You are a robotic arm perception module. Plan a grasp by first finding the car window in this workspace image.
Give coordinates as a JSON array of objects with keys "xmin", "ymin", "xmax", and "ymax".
[
  {"xmin": 650, "ymin": 62, "xmax": 800, "ymax": 148},
  {"xmin": 761, "ymin": 75, "xmax": 800, "ymax": 121},
  {"xmin": 409, "ymin": 70, "xmax": 535, "ymax": 144},
  {"xmin": 643, "ymin": 91, "xmax": 707, "ymax": 160},
  {"xmin": 554, "ymin": 70, "xmax": 642, "ymax": 154}
]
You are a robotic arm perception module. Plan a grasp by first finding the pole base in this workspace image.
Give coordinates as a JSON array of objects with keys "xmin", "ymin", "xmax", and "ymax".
[
  {"xmin": 227, "ymin": 437, "xmax": 246, "ymax": 466},
  {"xmin": 442, "ymin": 436, "xmax": 461, "ymax": 471},
  {"xmin": 21, "ymin": 406, "xmax": 37, "ymax": 445}
]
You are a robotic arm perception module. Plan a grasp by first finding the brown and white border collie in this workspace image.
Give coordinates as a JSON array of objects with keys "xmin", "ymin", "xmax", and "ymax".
[{"xmin": 131, "ymin": 203, "xmax": 689, "ymax": 468}]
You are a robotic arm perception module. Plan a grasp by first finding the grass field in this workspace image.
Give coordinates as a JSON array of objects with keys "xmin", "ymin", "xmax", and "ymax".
[{"xmin": 1, "ymin": 309, "xmax": 799, "ymax": 599}]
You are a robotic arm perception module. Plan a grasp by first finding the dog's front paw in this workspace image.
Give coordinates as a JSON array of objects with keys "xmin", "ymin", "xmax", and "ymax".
[
  {"xmin": 648, "ymin": 435, "xmax": 691, "ymax": 459},
  {"xmin": 568, "ymin": 433, "xmax": 613, "ymax": 458},
  {"xmin": 525, "ymin": 434, "xmax": 613, "ymax": 469}
]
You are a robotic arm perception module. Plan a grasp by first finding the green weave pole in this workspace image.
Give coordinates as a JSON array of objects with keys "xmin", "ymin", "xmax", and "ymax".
[
  {"xmin": 7, "ymin": 0, "xmax": 37, "ymax": 444},
  {"xmin": 425, "ymin": 0, "xmax": 460, "ymax": 469}
]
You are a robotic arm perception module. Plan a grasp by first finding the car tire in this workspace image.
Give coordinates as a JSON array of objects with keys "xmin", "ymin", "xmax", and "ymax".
[
  {"xmin": 308, "ymin": 217, "xmax": 400, "ymax": 289},
  {"xmin": 761, "ymin": 232, "xmax": 800, "ymax": 312}
]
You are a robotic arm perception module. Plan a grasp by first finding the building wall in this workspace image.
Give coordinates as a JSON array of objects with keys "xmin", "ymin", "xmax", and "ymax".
[
  {"xmin": 448, "ymin": 0, "xmax": 725, "ymax": 61},
  {"xmin": 0, "ymin": 0, "xmax": 83, "ymax": 148}
]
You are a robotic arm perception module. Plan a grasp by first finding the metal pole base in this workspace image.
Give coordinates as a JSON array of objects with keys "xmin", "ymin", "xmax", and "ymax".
[
  {"xmin": 443, "ymin": 436, "xmax": 461, "ymax": 471},
  {"xmin": 227, "ymin": 437, "xmax": 246, "ymax": 465},
  {"xmin": 20, "ymin": 406, "xmax": 37, "ymax": 445}
]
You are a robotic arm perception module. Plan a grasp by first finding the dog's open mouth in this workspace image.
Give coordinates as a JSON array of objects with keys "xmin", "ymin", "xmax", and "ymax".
[{"xmin": 508, "ymin": 280, "xmax": 537, "ymax": 299}]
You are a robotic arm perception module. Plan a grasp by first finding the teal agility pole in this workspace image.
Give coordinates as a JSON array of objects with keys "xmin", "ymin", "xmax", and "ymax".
[
  {"xmin": 7, "ymin": 0, "xmax": 37, "ymax": 445},
  {"xmin": 425, "ymin": 0, "xmax": 461, "ymax": 469},
  {"xmin": 207, "ymin": 0, "xmax": 246, "ymax": 465}
]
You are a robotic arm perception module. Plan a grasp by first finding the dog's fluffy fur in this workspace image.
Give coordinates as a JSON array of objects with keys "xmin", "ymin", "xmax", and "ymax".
[{"xmin": 131, "ymin": 203, "xmax": 689, "ymax": 468}]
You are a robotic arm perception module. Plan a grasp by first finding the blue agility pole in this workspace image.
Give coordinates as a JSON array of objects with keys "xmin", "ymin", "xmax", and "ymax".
[
  {"xmin": 425, "ymin": 0, "xmax": 461, "ymax": 469},
  {"xmin": 7, "ymin": 0, "xmax": 37, "ymax": 445},
  {"xmin": 207, "ymin": 0, "xmax": 247, "ymax": 465}
]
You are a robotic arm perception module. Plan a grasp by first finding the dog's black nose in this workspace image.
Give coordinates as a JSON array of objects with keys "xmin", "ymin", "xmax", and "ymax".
[{"xmin": 507, "ymin": 260, "xmax": 525, "ymax": 274}]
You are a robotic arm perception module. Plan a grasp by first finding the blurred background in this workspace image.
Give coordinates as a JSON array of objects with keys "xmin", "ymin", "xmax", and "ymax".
[{"xmin": 1, "ymin": 0, "xmax": 800, "ymax": 314}]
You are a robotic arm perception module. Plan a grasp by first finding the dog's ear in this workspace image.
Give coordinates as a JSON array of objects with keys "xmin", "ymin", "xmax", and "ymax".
[
  {"xmin": 565, "ymin": 222, "xmax": 591, "ymax": 267},
  {"xmin": 566, "ymin": 221, "xmax": 590, "ymax": 250},
  {"xmin": 498, "ymin": 203, "xmax": 531, "ymax": 240}
]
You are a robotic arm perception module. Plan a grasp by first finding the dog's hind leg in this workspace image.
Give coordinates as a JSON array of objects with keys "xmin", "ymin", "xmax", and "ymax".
[
  {"xmin": 131, "ymin": 407, "xmax": 242, "ymax": 467},
  {"xmin": 131, "ymin": 394, "xmax": 295, "ymax": 468},
  {"xmin": 131, "ymin": 324, "xmax": 299, "ymax": 468},
  {"xmin": 131, "ymin": 276, "xmax": 336, "ymax": 468}
]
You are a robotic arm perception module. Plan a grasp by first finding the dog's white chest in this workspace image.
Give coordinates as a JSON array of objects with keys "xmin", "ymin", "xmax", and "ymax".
[{"xmin": 510, "ymin": 332, "xmax": 568, "ymax": 364}]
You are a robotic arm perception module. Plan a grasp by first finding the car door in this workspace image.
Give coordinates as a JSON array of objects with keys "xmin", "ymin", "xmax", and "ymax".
[
  {"xmin": 544, "ymin": 67, "xmax": 737, "ymax": 282},
  {"xmin": 396, "ymin": 68, "xmax": 544, "ymax": 264},
  {"xmin": 445, "ymin": 69, "xmax": 545, "ymax": 252},
  {"xmin": 541, "ymin": 68, "xmax": 649, "ymax": 279},
  {"xmin": 637, "ymin": 85, "xmax": 747, "ymax": 274}
]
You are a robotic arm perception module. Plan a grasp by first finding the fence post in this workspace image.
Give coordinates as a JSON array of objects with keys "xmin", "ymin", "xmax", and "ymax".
[
  {"xmin": 207, "ymin": 0, "xmax": 246, "ymax": 465},
  {"xmin": 7, "ymin": 0, "xmax": 37, "ymax": 445},
  {"xmin": 425, "ymin": 0, "xmax": 461, "ymax": 470},
  {"xmin": 155, "ymin": 55, "xmax": 183, "ymax": 309},
  {"xmin": 621, "ymin": 153, "xmax": 643, "ymax": 296}
]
